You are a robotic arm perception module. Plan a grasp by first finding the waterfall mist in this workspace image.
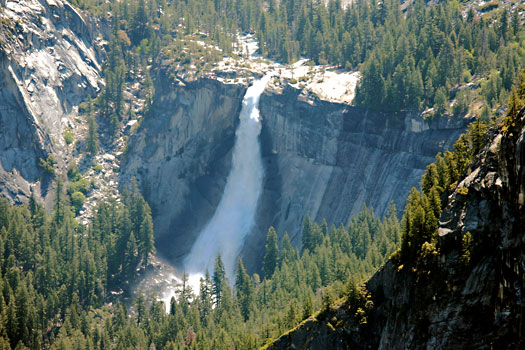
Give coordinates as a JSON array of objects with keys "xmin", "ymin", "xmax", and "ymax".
[{"xmin": 184, "ymin": 74, "xmax": 272, "ymax": 279}]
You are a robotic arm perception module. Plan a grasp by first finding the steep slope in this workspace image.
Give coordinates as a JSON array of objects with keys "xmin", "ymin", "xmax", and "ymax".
[
  {"xmin": 267, "ymin": 107, "xmax": 525, "ymax": 349},
  {"xmin": 121, "ymin": 67, "xmax": 468, "ymax": 271},
  {"xmin": 0, "ymin": 0, "xmax": 103, "ymax": 203}
]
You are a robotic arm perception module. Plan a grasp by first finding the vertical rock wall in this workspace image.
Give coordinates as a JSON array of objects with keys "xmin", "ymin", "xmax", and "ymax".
[
  {"xmin": 267, "ymin": 109, "xmax": 525, "ymax": 350},
  {"xmin": 243, "ymin": 86, "xmax": 467, "ymax": 272},
  {"xmin": 120, "ymin": 77, "xmax": 247, "ymax": 262},
  {"xmin": 122, "ymin": 77, "xmax": 468, "ymax": 272}
]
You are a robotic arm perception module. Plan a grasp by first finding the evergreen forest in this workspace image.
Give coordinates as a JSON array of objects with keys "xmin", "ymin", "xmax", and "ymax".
[{"xmin": 75, "ymin": 0, "xmax": 524, "ymax": 126}]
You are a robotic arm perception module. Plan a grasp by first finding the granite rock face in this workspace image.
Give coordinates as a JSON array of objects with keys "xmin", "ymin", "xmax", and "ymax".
[
  {"xmin": 247, "ymin": 86, "xmax": 466, "ymax": 270},
  {"xmin": 122, "ymin": 74, "xmax": 467, "ymax": 272},
  {"xmin": 267, "ymin": 108, "xmax": 525, "ymax": 349},
  {"xmin": 120, "ymin": 75, "xmax": 247, "ymax": 262},
  {"xmin": 0, "ymin": 0, "xmax": 103, "ymax": 203}
]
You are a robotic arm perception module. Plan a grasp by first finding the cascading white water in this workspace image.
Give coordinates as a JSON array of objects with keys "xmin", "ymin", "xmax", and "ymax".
[{"xmin": 184, "ymin": 74, "xmax": 272, "ymax": 280}]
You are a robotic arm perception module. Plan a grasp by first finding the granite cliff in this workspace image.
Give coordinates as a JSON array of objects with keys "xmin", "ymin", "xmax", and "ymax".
[
  {"xmin": 0, "ymin": 0, "xmax": 472, "ymax": 277},
  {"xmin": 267, "ymin": 107, "xmax": 525, "ymax": 349},
  {"xmin": 0, "ymin": 0, "xmax": 103, "ymax": 204},
  {"xmin": 120, "ymin": 74, "xmax": 247, "ymax": 263},
  {"xmin": 121, "ymin": 69, "xmax": 468, "ymax": 272}
]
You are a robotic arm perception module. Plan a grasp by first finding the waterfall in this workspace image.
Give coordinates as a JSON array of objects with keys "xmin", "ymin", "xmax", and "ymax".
[{"xmin": 184, "ymin": 74, "xmax": 272, "ymax": 279}]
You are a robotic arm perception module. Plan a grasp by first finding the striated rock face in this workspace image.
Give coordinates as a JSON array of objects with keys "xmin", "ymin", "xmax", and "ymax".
[
  {"xmin": 245, "ymin": 86, "xmax": 465, "ymax": 270},
  {"xmin": 268, "ymin": 109, "xmax": 525, "ymax": 349},
  {"xmin": 120, "ymin": 74, "xmax": 247, "ymax": 262},
  {"xmin": 0, "ymin": 0, "xmax": 103, "ymax": 203},
  {"xmin": 122, "ymin": 74, "xmax": 467, "ymax": 271}
]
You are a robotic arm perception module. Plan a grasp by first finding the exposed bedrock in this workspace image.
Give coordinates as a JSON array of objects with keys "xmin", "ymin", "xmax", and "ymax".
[
  {"xmin": 122, "ymin": 76, "xmax": 468, "ymax": 272},
  {"xmin": 0, "ymin": 0, "xmax": 104, "ymax": 203},
  {"xmin": 267, "ymin": 109, "xmax": 525, "ymax": 350},
  {"xmin": 121, "ymin": 77, "xmax": 247, "ymax": 263}
]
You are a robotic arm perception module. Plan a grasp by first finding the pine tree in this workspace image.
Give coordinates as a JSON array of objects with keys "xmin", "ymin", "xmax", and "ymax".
[
  {"xmin": 133, "ymin": 0, "xmax": 148, "ymax": 44},
  {"xmin": 468, "ymin": 118, "xmax": 488, "ymax": 154},
  {"xmin": 212, "ymin": 254, "xmax": 226, "ymax": 307},
  {"xmin": 421, "ymin": 163, "xmax": 439, "ymax": 195},
  {"xmin": 302, "ymin": 294, "xmax": 313, "ymax": 320},
  {"xmin": 6, "ymin": 298, "xmax": 18, "ymax": 347},
  {"xmin": 123, "ymin": 232, "xmax": 138, "ymax": 280},
  {"xmin": 285, "ymin": 300, "xmax": 298, "ymax": 328},
  {"xmin": 262, "ymin": 226, "xmax": 279, "ymax": 279},
  {"xmin": 280, "ymin": 232, "xmax": 297, "ymax": 263},
  {"xmin": 235, "ymin": 258, "xmax": 254, "ymax": 321},
  {"xmin": 169, "ymin": 296, "xmax": 177, "ymax": 316},
  {"xmin": 176, "ymin": 273, "xmax": 193, "ymax": 314},
  {"xmin": 198, "ymin": 271, "xmax": 212, "ymax": 326},
  {"xmin": 301, "ymin": 215, "xmax": 313, "ymax": 252},
  {"xmin": 135, "ymin": 294, "xmax": 146, "ymax": 325},
  {"xmin": 138, "ymin": 213, "xmax": 155, "ymax": 267}
]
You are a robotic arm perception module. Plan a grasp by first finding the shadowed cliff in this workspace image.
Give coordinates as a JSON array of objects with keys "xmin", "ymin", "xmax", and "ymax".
[{"xmin": 121, "ymin": 72, "xmax": 468, "ymax": 273}]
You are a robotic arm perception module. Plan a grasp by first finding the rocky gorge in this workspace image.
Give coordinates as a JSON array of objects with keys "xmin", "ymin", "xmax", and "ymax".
[
  {"xmin": 121, "ymin": 65, "xmax": 468, "ymax": 272},
  {"xmin": 0, "ymin": 0, "xmax": 469, "ymax": 276}
]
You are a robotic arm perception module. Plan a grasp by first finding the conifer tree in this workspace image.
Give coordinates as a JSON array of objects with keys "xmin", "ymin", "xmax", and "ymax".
[
  {"xmin": 176, "ymin": 273, "xmax": 193, "ymax": 314},
  {"xmin": 280, "ymin": 232, "xmax": 297, "ymax": 264},
  {"xmin": 198, "ymin": 271, "xmax": 212, "ymax": 326},
  {"xmin": 301, "ymin": 215, "xmax": 313, "ymax": 252},
  {"xmin": 212, "ymin": 253, "xmax": 226, "ymax": 307},
  {"xmin": 124, "ymin": 232, "xmax": 138, "ymax": 280},
  {"xmin": 235, "ymin": 258, "xmax": 254, "ymax": 321},
  {"xmin": 262, "ymin": 226, "xmax": 279, "ymax": 278},
  {"xmin": 138, "ymin": 213, "xmax": 155, "ymax": 267}
]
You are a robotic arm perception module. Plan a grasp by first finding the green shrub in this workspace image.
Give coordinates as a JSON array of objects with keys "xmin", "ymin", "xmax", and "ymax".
[
  {"xmin": 67, "ymin": 178, "xmax": 90, "ymax": 195},
  {"xmin": 38, "ymin": 155, "xmax": 55, "ymax": 176},
  {"xmin": 460, "ymin": 231, "xmax": 472, "ymax": 266},
  {"xmin": 289, "ymin": 78, "xmax": 298, "ymax": 84},
  {"xmin": 78, "ymin": 102, "xmax": 90, "ymax": 115},
  {"xmin": 67, "ymin": 164, "xmax": 80, "ymax": 181},
  {"xmin": 64, "ymin": 130, "xmax": 74, "ymax": 145},
  {"xmin": 457, "ymin": 187, "xmax": 468, "ymax": 196},
  {"xmin": 70, "ymin": 191, "xmax": 86, "ymax": 214}
]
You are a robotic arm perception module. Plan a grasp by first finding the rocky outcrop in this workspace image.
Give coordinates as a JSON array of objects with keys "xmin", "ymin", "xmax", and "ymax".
[
  {"xmin": 0, "ymin": 0, "xmax": 103, "ymax": 203},
  {"xmin": 268, "ymin": 108, "xmax": 525, "ymax": 349},
  {"xmin": 122, "ymin": 73, "xmax": 467, "ymax": 271}
]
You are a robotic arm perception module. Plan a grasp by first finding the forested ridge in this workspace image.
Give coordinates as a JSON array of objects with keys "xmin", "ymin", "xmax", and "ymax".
[
  {"xmin": 266, "ymin": 70, "xmax": 525, "ymax": 349},
  {"xmin": 74, "ymin": 0, "xmax": 524, "ymax": 123},
  {"xmin": 394, "ymin": 69, "xmax": 524, "ymax": 273},
  {"xmin": 0, "ymin": 184, "xmax": 156, "ymax": 349}
]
